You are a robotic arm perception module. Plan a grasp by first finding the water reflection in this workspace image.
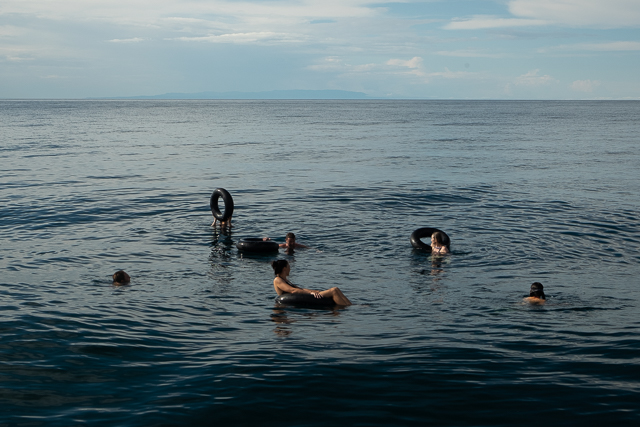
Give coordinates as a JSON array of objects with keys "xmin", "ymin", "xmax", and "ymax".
[
  {"xmin": 208, "ymin": 228, "xmax": 236, "ymax": 289},
  {"xmin": 428, "ymin": 256, "xmax": 445, "ymax": 276},
  {"xmin": 270, "ymin": 305, "xmax": 342, "ymax": 336},
  {"xmin": 271, "ymin": 307, "xmax": 294, "ymax": 336}
]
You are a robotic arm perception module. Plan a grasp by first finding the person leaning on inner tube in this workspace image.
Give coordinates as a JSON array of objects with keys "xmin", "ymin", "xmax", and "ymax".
[
  {"xmin": 271, "ymin": 259, "xmax": 352, "ymax": 306},
  {"xmin": 431, "ymin": 231, "xmax": 449, "ymax": 255},
  {"xmin": 279, "ymin": 232, "xmax": 308, "ymax": 250},
  {"xmin": 262, "ymin": 232, "xmax": 309, "ymax": 251}
]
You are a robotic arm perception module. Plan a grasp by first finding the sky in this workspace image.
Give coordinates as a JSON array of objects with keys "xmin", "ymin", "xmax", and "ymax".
[{"xmin": 1, "ymin": 0, "xmax": 639, "ymax": 99}]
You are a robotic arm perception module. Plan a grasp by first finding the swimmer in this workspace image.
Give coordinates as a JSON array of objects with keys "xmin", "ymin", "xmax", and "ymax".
[
  {"xmin": 271, "ymin": 259, "xmax": 352, "ymax": 306},
  {"xmin": 523, "ymin": 282, "xmax": 546, "ymax": 304},
  {"xmin": 112, "ymin": 270, "xmax": 130, "ymax": 286},
  {"xmin": 279, "ymin": 232, "xmax": 308, "ymax": 250},
  {"xmin": 430, "ymin": 231, "xmax": 449, "ymax": 255}
]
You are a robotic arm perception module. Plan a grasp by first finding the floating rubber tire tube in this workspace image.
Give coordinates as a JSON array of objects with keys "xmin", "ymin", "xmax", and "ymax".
[
  {"xmin": 210, "ymin": 188, "xmax": 234, "ymax": 221},
  {"xmin": 236, "ymin": 238, "xmax": 279, "ymax": 253},
  {"xmin": 410, "ymin": 227, "xmax": 451, "ymax": 251},
  {"xmin": 275, "ymin": 293, "xmax": 336, "ymax": 308}
]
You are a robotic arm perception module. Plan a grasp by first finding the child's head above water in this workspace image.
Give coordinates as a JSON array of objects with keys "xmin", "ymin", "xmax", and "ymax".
[
  {"xmin": 112, "ymin": 270, "xmax": 130, "ymax": 285},
  {"xmin": 431, "ymin": 231, "xmax": 447, "ymax": 247},
  {"xmin": 529, "ymin": 282, "xmax": 545, "ymax": 299}
]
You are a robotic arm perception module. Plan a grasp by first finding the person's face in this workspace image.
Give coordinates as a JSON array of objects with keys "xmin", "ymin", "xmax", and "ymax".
[
  {"xmin": 431, "ymin": 235, "xmax": 436, "ymax": 246},
  {"xmin": 283, "ymin": 264, "xmax": 291, "ymax": 276},
  {"xmin": 286, "ymin": 237, "xmax": 295, "ymax": 247}
]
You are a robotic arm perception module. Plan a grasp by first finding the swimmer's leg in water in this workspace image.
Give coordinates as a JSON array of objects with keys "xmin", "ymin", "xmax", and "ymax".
[{"xmin": 318, "ymin": 287, "xmax": 352, "ymax": 306}]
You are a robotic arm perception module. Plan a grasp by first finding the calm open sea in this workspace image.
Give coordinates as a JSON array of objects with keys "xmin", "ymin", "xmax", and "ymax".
[{"xmin": 1, "ymin": 100, "xmax": 639, "ymax": 426}]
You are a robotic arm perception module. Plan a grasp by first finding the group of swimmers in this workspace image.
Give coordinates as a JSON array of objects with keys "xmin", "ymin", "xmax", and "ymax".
[{"xmin": 112, "ymin": 228, "xmax": 545, "ymax": 306}]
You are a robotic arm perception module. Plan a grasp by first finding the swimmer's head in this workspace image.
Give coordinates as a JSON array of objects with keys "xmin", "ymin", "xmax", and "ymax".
[
  {"xmin": 285, "ymin": 232, "xmax": 296, "ymax": 243},
  {"xmin": 112, "ymin": 270, "xmax": 130, "ymax": 284},
  {"xmin": 271, "ymin": 259, "xmax": 289, "ymax": 276},
  {"xmin": 529, "ymin": 282, "xmax": 545, "ymax": 299},
  {"xmin": 431, "ymin": 231, "xmax": 447, "ymax": 246}
]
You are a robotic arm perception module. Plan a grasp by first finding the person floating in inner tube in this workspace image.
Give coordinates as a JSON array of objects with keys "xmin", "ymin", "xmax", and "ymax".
[
  {"xmin": 523, "ymin": 282, "xmax": 546, "ymax": 304},
  {"xmin": 431, "ymin": 231, "xmax": 449, "ymax": 255},
  {"xmin": 112, "ymin": 270, "xmax": 130, "ymax": 286},
  {"xmin": 271, "ymin": 259, "xmax": 352, "ymax": 306}
]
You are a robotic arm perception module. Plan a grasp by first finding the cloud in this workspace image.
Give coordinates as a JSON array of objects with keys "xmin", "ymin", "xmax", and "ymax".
[
  {"xmin": 5, "ymin": 55, "xmax": 34, "ymax": 62},
  {"xmin": 540, "ymin": 41, "xmax": 640, "ymax": 53},
  {"xmin": 386, "ymin": 57, "xmax": 477, "ymax": 81},
  {"xmin": 306, "ymin": 57, "xmax": 377, "ymax": 75},
  {"xmin": 173, "ymin": 32, "xmax": 303, "ymax": 44},
  {"xmin": 514, "ymin": 69, "xmax": 556, "ymax": 86},
  {"xmin": 0, "ymin": 0, "xmax": 382, "ymax": 27},
  {"xmin": 308, "ymin": 56, "xmax": 474, "ymax": 83},
  {"xmin": 571, "ymin": 80, "xmax": 600, "ymax": 92},
  {"xmin": 386, "ymin": 57, "xmax": 422, "ymax": 69},
  {"xmin": 509, "ymin": 0, "xmax": 640, "ymax": 28},
  {"xmin": 386, "ymin": 56, "xmax": 429, "ymax": 79},
  {"xmin": 108, "ymin": 38, "xmax": 146, "ymax": 43},
  {"xmin": 307, "ymin": 57, "xmax": 344, "ymax": 71},
  {"xmin": 444, "ymin": 16, "xmax": 548, "ymax": 30},
  {"xmin": 436, "ymin": 50, "xmax": 503, "ymax": 58},
  {"xmin": 445, "ymin": 1, "xmax": 640, "ymax": 30},
  {"xmin": 428, "ymin": 68, "xmax": 475, "ymax": 79}
]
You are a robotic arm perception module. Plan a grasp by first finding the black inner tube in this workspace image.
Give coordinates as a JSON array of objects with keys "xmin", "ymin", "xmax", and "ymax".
[
  {"xmin": 275, "ymin": 293, "xmax": 336, "ymax": 307},
  {"xmin": 410, "ymin": 227, "xmax": 450, "ymax": 252},
  {"xmin": 210, "ymin": 188, "xmax": 234, "ymax": 221},
  {"xmin": 236, "ymin": 238, "xmax": 279, "ymax": 252}
]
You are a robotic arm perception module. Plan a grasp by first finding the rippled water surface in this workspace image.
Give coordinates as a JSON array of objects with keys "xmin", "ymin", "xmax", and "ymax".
[{"xmin": 1, "ymin": 100, "xmax": 639, "ymax": 425}]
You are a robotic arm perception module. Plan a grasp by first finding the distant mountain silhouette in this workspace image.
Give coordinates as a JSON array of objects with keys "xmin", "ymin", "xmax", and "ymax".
[{"xmin": 102, "ymin": 90, "xmax": 371, "ymax": 100}]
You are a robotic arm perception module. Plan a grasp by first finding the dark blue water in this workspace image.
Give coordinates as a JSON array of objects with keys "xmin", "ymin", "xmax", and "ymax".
[{"xmin": 1, "ymin": 100, "xmax": 639, "ymax": 425}]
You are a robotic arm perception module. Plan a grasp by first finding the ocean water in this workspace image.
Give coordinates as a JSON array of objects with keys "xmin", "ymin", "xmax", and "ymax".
[{"xmin": 1, "ymin": 100, "xmax": 639, "ymax": 426}]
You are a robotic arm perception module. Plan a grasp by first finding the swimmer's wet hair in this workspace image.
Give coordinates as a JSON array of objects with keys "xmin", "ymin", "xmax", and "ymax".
[
  {"xmin": 112, "ymin": 270, "xmax": 129, "ymax": 283},
  {"xmin": 285, "ymin": 232, "xmax": 296, "ymax": 240},
  {"xmin": 529, "ymin": 282, "xmax": 545, "ymax": 299},
  {"xmin": 431, "ymin": 231, "xmax": 447, "ymax": 246},
  {"xmin": 271, "ymin": 259, "xmax": 289, "ymax": 276}
]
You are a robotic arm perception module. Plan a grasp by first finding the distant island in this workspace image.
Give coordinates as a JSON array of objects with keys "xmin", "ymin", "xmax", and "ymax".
[{"xmin": 95, "ymin": 90, "xmax": 372, "ymax": 100}]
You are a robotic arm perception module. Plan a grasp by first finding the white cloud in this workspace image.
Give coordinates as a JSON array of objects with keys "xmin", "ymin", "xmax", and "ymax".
[
  {"xmin": 307, "ymin": 57, "xmax": 344, "ymax": 71},
  {"xmin": 5, "ymin": 55, "xmax": 34, "ymax": 62},
  {"xmin": 436, "ymin": 50, "xmax": 503, "ymax": 58},
  {"xmin": 514, "ymin": 69, "xmax": 556, "ymax": 86},
  {"xmin": 387, "ymin": 57, "xmax": 429, "ymax": 79},
  {"xmin": 571, "ymin": 80, "xmax": 600, "ymax": 92},
  {"xmin": 445, "ymin": 16, "xmax": 548, "ymax": 30},
  {"xmin": 446, "ymin": 1, "xmax": 640, "ymax": 30},
  {"xmin": 0, "ymin": 1, "xmax": 412, "ymax": 52},
  {"xmin": 0, "ymin": 1, "xmax": 383, "ymax": 27},
  {"xmin": 308, "ymin": 56, "xmax": 475, "ymax": 83},
  {"xmin": 509, "ymin": 0, "xmax": 640, "ymax": 28},
  {"xmin": 386, "ymin": 57, "xmax": 477, "ymax": 81},
  {"xmin": 307, "ymin": 57, "xmax": 378, "ymax": 74},
  {"xmin": 108, "ymin": 38, "xmax": 146, "ymax": 43},
  {"xmin": 541, "ymin": 41, "xmax": 640, "ymax": 53},
  {"xmin": 173, "ymin": 32, "xmax": 303, "ymax": 44},
  {"xmin": 386, "ymin": 57, "xmax": 422, "ymax": 69},
  {"xmin": 428, "ymin": 68, "xmax": 475, "ymax": 79}
]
